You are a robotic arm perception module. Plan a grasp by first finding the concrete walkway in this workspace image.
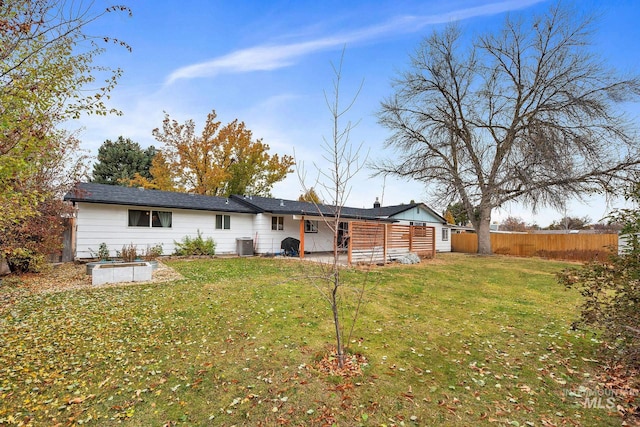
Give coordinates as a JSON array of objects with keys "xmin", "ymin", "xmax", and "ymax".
[{"xmin": 277, "ymin": 251, "xmax": 349, "ymax": 265}]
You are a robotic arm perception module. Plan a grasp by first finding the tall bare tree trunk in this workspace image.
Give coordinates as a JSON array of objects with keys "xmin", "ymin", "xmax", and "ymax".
[
  {"xmin": 331, "ymin": 273, "xmax": 344, "ymax": 366},
  {"xmin": 477, "ymin": 207, "xmax": 493, "ymax": 255}
]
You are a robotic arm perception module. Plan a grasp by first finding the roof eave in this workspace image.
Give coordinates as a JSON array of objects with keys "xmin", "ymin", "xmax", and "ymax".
[{"xmin": 68, "ymin": 198, "xmax": 255, "ymax": 214}]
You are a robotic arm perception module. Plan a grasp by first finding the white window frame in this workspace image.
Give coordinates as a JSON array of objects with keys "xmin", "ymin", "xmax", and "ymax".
[
  {"xmin": 216, "ymin": 214, "xmax": 231, "ymax": 230},
  {"xmin": 304, "ymin": 220, "xmax": 318, "ymax": 233},
  {"xmin": 128, "ymin": 209, "xmax": 172, "ymax": 228},
  {"xmin": 272, "ymin": 216, "xmax": 284, "ymax": 231},
  {"xmin": 442, "ymin": 227, "xmax": 449, "ymax": 241}
]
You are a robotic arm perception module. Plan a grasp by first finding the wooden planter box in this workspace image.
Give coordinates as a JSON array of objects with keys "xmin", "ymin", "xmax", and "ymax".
[{"xmin": 91, "ymin": 262, "xmax": 152, "ymax": 286}]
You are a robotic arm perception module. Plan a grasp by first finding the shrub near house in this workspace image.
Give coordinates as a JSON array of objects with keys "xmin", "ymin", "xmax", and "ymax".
[
  {"xmin": 174, "ymin": 231, "xmax": 215, "ymax": 256},
  {"xmin": 558, "ymin": 188, "xmax": 640, "ymax": 371}
]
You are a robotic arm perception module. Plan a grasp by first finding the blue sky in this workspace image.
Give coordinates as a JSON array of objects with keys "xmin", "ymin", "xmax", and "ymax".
[{"xmin": 75, "ymin": 0, "xmax": 640, "ymax": 227}]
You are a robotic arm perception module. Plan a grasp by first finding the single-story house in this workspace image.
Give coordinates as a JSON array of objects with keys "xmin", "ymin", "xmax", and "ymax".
[{"xmin": 63, "ymin": 183, "xmax": 451, "ymax": 263}]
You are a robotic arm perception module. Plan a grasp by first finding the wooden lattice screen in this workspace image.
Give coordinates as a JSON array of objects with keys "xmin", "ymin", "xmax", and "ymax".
[
  {"xmin": 348, "ymin": 222, "xmax": 435, "ymax": 265},
  {"xmin": 349, "ymin": 222, "xmax": 386, "ymax": 264}
]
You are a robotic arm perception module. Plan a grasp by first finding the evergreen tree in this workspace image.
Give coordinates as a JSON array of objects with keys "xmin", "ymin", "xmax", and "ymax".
[{"xmin": 92, "ymin": 137, "xmax": 156, "ymax": 185}]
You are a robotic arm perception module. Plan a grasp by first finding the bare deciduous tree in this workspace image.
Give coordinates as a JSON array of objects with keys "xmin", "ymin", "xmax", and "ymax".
[
  {"xmin": 298, "ymin": 49, "xmax": 367, "ymax": 369},
  {"xmin": 377, "ymin": 4, "xmax": 640, "ymax": 254},
  {"xmin": 499, "ymin": 216, "xmax": 527, "ymax": 232},
  {"xmin": 547, "ymin": 215, "xmax": 592, "ymax": 231}
]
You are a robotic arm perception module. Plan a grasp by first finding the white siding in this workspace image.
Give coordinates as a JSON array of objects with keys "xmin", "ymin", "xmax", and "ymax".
[
  {"xmin": 392, "ymin": 206, "xmax": 441, "ymax": 223},
  {"xmin": 75, "ymin": 203, "xmax": 254, "ymax": 258},
  {"xmin": 252, "ymin": 214, "xmax": 334, "ymax": 254},
  {"xmin": 251, "ymin": 213, "xmax": 300, "ymax": 254},
  {"xmin": 253, "ymin": 213, "xmax": 290, "ymax": 254},
  {"xmin": 302, "ymin": 217, "xmax": 335, "ymax": 253},
  {"xmin": 389, "ymin": 208, "xmax": 452, "ymax": 253},
  {"xmin": 437, "ymin": 225, "xmax": 452, "ymax": 252}
]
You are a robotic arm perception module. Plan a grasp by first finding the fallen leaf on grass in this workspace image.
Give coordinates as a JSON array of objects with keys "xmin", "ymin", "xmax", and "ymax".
[{"xmin": 67, "ymin": 394, "xmax": 94, "ymax": 405}]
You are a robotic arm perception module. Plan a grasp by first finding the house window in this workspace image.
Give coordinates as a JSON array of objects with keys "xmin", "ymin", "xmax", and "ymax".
[
  {"xmin": 305, "ymin": 220, "xmax": 318, "ymax": 233},
  {"xmin": 216, "ymin": 214, "xmax": 231, "ymax": 230},
  {"xmin": 129, "ymin": 209, "xmax": 150, "ymax": 227},
  {"xmin": 442, "ymin": 228, "xmax": 449, "ymax": 241},
  {"xmin": 129, "ymin": 210, "xmax": 172, "ymax": 228},
  {"xmin": 272, "ymin": 216, "xmax": 284, "ymax": 231},
  {"xmin": 338, "ymin": 222, "xmax": 349, "ymax": 248},
  {"xmin": 152, "ymin": 211, "xmax": 172, "ymax": 228}
]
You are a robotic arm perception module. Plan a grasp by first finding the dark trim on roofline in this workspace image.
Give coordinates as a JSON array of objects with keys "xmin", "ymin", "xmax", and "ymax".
[
  {"xmin": 228, "ymin": 194, "xmax": 265, "ymax": 213},
  {"xmin": 63, "ymin": 182, "xmax": 256, "ymax": 214},
  {"xmin": 69, "ymin": 199, "xmax": 250, "ymax": 214}
]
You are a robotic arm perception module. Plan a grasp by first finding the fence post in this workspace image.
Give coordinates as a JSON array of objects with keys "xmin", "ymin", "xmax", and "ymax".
[
  {"xmin": 432, "ymin": 226, "xmax": 436, "ymax": 258},
  {"xmin": 408, "ymin": 225, "xmax": 413, "ymax": 253},
  {"xmin": 383, "ymin": 224, "xmax": 388, "ymax": 264},
  {"xmin": 347, "ymin": 221, "xmax": 353, "ymax": 266}
]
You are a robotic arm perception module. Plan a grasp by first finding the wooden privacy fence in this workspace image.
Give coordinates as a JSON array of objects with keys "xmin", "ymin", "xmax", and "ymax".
[
  {"xmin": 47, "ymin": 217, "xmax": 76, "ymax": 263},
  {"xmin": 451, "ymin": 233, "xmax": 618, "ymax": 262},
  {"xmin": 348, "ymin": 222, "xmax": 435, "ymax": 264}
]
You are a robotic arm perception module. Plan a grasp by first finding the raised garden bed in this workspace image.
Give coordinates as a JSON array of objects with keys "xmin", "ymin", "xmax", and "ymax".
[
  {"xmin": 91, "ymin": 262, "xmax": 152, "ymax": 286},
  {"xmin": 86, "ymin": 260, "xmax": 159, "ymax": 275}
]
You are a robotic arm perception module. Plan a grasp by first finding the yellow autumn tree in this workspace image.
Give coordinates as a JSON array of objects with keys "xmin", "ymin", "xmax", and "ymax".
[
  {"xmin": 137, "ymin": 110, "xmax": 294, "ymax": 196},
  {"xmin": 444, "ymin": 210, "xmax": 456, "ymax": 225},
  {"xmin": 298, "ymin": 187, "xmax": 323, "ymax": 204},
  {"xmin": 128, "ymin": 152, "xmax": 180, "ymax": 191}
]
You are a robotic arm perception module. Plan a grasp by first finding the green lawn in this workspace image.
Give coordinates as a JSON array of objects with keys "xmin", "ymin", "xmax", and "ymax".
[{"xmin": 0, "ymin": 254, "xmax": 624, "ymax": 426}]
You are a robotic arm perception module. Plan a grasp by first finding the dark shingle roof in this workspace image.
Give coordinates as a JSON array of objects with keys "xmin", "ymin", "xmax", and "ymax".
[
  {"xmin": 229, "ymin": 195, "xmax": 386, "ymax": 220},
  {"xmin": 64, "ymin": 182, "xmax": 256, "ymax": 213},
  {"xmin": 64, "ymin": 183, "xmax": 401, "ymax": 221},
  {"xmin": 359, "ymin": 203, "xmax": 421, "ymax": 217}
]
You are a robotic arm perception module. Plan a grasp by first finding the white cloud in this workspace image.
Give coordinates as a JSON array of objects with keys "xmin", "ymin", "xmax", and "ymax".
[
  {"xmin": 165, "ymin": 0, "xmax": 545, "ymax": 84},
  {"xmin": 165, "ymin": 37, "xmax": 343, "ymax": 84}
]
